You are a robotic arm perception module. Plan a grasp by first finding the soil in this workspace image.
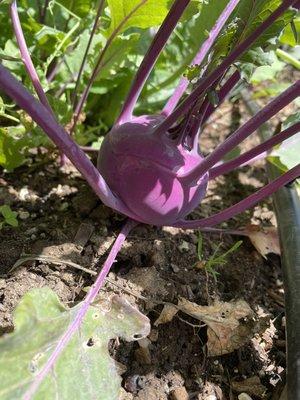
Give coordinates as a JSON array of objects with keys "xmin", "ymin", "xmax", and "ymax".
[{"xmin": 0, "ymin": 91, "xmax": 298, "ymax": 399}]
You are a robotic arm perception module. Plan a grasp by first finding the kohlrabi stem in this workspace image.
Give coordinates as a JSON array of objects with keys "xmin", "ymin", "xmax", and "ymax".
[
  {"xmin": 71, "ymin": 0, "xmax": 149, "ymax": 135},
  {"xmin": 276, "ymin": 48, "xmax": 300, "ymax": 70},
  {"xmin": 0, "ymin": 64, "xmax": 140, "ymax": 219},
  {"xmin": 10, "ymin": 0, "xmax": 51, "ymax": 111},
  {"xmin": 209, "ymin": 122, "xmax": 300, "ymax": 179},
  {"xmin": 162, "ymin": 0, "xmax": 240, "ymax": 116},
  {"xmin": 72, "ymin": 0, "xmax": 105, "ymax": 108},
  {"xmin": 40, "ymin": 0, "xmax": 50, "ymax": 24},
  {"xmin": 23, "ymin": 218, "xmax": 137, "ymax": 400},
  {"xmin": 202, "ymin": 70, "xmax": 240, "ymax": 125},
  {"xmin": 155, "ymin": 0, "xmax": 297, "ymax": 135},
  {"xmin": 173, "ymin": 163, "xmax": 300, "ymax": 229},
  {"xmin": 10, "ymin": 0, "xmax": 68, "ymax": 165},
  {"xmin": 189, "ymin": 100, "xmax": 210, "ymax": 149},
  {"xmin": 116, "ymin": 0, "xmax": 191, "ymax": 125},
  {"xmin": 181, "ymin": 80, "xmax": 300, "ymax": 182}
]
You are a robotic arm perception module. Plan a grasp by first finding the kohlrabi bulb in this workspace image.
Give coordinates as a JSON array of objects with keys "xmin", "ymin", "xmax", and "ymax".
[{"xmin": 98, "ymin": 115, "xmax": 209, "ymax": 225}]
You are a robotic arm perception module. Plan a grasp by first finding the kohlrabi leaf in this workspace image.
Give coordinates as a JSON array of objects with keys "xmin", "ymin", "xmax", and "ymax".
[
  {"xmin": 233, "ymin": 0, "xmax": 295, "ymax": 47},
  {"xmin": 58, "ymin": 0, "xmax": 95, "ymax": 17},
  {"xmin": 0, "ymin": 128, "xmax": 26, "ymax": 170},
  {"xmin": 210, "ymin": 0, "xmax": 296, "ymax": 78},
  {"xmin": 107, "ymin": 0, "xmax": 170, "ymax": 34},
  {"xmin": 189, "ymin": 0, "xmax": 231, "ymax": 60},
  {"xmin": 95, "ymin": 33, "xmax": 140, "ymax": 80},
  {"xmin": 268, "ymin": 113, "xmax": 300, "ymax": 173},
  {"xmin": 250, "ymin": 51, "xmax": 285, "ymax": 83},
  {"xmin": 0, "ymin": 287, "xmax": 150, "ymax": 400},
  {"xmin": 280, "ymin": 15, "xmax": 300, "ymax": 46}
]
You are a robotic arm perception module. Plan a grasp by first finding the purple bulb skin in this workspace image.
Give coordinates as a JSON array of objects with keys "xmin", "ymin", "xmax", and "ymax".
[{"xmin": 98, "ymin": 115, "xmax": 209, "ymax": 226}]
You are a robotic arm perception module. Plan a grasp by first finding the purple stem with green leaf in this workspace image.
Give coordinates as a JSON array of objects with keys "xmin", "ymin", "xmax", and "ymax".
[
  {"xmin": 117, "ymin": 0, "xmax": 191, "ymax": 124},
  {"xmin": 162, "ymin": 0, "xmax": 240, "ymax": 116},
  {"xmin": 182, "ymin": 80, "xmax": 300, "ymax": 181},
  {"xmin": 173, "ymin": 162, "xmax": 300, "ymax": 229},
  {"xmin": 209, "ymin": 122, "xmax": 300, "ymax": 179},
  {"xmin": 154, "ymin": 0, "xmax": 297, "ymax": 136},
  {"xmin": 72, "ymin": 0, "xmax": 105, "ymax": 108},
  {"xmin": 1, "ymin": 1, "xmax": 300, "ymax": 395},
  {"xmin": 201, "ymin": 70, "xmax": 241, "ymax": 124},
  {"xmin": 23, "ymin": 218, "xmax": 137, "ymax": 400},
  {"xmin": 10, "ymin": 0, "xmax": 51, "ymax": 111},
  {"xmin": 10, "ymin": 0, "xmax": 67, "ymax": 165},
  {"xmin": 0, "ymin": 64, "xmax": 139, "ymax": 220}
]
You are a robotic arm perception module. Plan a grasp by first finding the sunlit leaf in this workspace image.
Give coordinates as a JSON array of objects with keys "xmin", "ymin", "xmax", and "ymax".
[{"xmin": 0, "ymin": 288, "xmax": 150, "ymax": 400}]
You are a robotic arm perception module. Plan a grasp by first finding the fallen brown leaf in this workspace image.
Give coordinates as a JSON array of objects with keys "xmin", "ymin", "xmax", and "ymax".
[
  {"xmin": 177, "ymin": 298, "xmax": 256, "ymax": 356},
  {"xmin": 244, "ymin": 224, "xmax": 280, "ymax": 258},
  {"xmin": 154, "ymin": 304, "xmax": 178, "ymax": 326},
  {"xmin": 153, "ymin": 297, "xmax": 265, "ymax": 356}
]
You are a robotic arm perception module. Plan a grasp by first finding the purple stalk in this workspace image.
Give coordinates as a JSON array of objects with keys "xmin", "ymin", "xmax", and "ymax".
[
  {"xmin": 116, "ymin": 0, "xmax": 191, "ymax": 124},
  {"xmin": 162, "ymin": 0, "xmax": 240, "ymax": 116},
  {"xmin": 10, "ymin": 0, "xmax": 52, "ymax": 111},
  {"xmin": 154, "ymin": 0, "xmax": 297, "ymax": 135},
  {"xmin": 173, "ymin": 162, "xmax": 300, "ymax": 229},
  {"xmin": 188, "ymin": 99, "xmax": 210, "ymax": 149},
  {"xmin": 0, "ymin": 64, "xmax": 141, "ymax": 220},
  {"xmin": 72, "ymin": 0, "xmax": 105, "ymax": 108},
  {"xmin": 181, "ymin": 80, "xmax": 300, "ymax": 181},
  {"xmin": 40, "ymin": 0, "xmax": 50, "ymax": 24},
  {"xmin": 202, "ymin": 70, "xmax": 240, "ymax": 124},
  {"xmin": 209, "ymin": 122, "xmax": 300, "ymax": 179},
  {"xmin": 23, "ymin": 218, "xmax": 137, "ymax": 400},
  {"xmin": 10, "ymin": 0, "xmax": 67, "ymax": 165}
]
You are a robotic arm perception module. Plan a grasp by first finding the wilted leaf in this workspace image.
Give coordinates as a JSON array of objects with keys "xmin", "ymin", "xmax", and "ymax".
[
  {"xmin": 154, "ymin": 303, "xmax": 178, "ymax": 326},
  {"xmin": 154, "ymin": 297, "xmax": 260, "ymax": 356},
  {"xmin": 244, "ymin": 224, "xmax": 281, "ymax": 258},
  {"xmin": 0, "ymin": 288, "xmax": 150, "ymax": 400},
  {"xmin": 177, "ymin": 297, "xmax": 256, "ymax": 356}
]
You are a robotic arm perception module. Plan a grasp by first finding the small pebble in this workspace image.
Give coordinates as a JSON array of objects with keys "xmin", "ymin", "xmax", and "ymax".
[
  {"xmin": 171, "ymin": 263, "xmax": 180, "ymax": 273},
  {"xmin": 178, "ymin": 241, "xmax": 189, "ymax": 253},
  {"xmin": 238, "ymin": 394, "xmax": 253, "ymax": 400},
  {"xmin": 18, "ymin": 210, "xmax": 30, "ymax": 220},
  {"xmin": 26, "ymin": 227, "xmax": 38, "ymax": 235},
  {"xmin": 170, "ymin": 387, "xmax": 189, "ymax": 400}
]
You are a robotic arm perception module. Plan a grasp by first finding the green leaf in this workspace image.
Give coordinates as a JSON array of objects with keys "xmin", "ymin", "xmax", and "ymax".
[
  {"xmin": 280, "ymin": 16, "xmax": 300, "ymax": 46},
  {"xmin": 94, "ymin": 33, "xmax": 140, "ymax": 80},
  {"xmin": 58, "ymin": 0, "xmax": 95, "ymax": 17},
  {"xmin": 234, "ymin": 0, "xmax": 295, "ymax": 47},
  {"xmin": 0, "ymin": 288, "xmax": 150, "ymax": 400},
  {"xmin": 250, "ymin": 51, "xmax": 285, "ymax": 83},
  {"xmin": 210, "ymin": 0, "xmax": 296, "ymax": 79},
  {"xmin": 190, "ymin": 0, "xmax": 230, "ymax": 56},
  {"xmin": 269, "ymin": 113, "xmax": 300, "ymax": 172},
  {"xmin": 0, "ymin": 128, "xmax": 26, "ymax": 171},
  {"xmin": 0, "ymin": 205, "xmax": 18, "ymax": 227},
  {"xmin": 107, "ymin": 0, "xmax": 170, "ymax": 35}
]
